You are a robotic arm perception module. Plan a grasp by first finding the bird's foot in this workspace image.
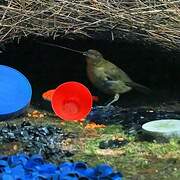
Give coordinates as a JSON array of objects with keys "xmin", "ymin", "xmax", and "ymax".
[{"xmin": 105, "ymin": 93, "xmax": 120, "ymax": 107}]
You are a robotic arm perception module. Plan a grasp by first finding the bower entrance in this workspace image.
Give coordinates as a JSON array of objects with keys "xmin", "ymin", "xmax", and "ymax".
[{"xmin": 1, "ymin": 37, "xmax": 180, "ymax": 110}]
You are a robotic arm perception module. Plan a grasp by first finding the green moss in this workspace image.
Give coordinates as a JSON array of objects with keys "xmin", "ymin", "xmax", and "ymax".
[{"xmin": 66, "ymin": 124, "xmax": 180, "ymax": 179}]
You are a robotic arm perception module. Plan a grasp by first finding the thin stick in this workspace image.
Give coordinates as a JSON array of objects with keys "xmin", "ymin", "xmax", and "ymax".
[{"xmin": 38, "ymin": 41, "xmax": 84, "ymax": 55}]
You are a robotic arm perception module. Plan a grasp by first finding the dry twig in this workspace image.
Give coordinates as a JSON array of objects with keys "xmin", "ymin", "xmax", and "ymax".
[{"xmin": 0, "ymin": 0, "xmax": 179, "ymax": 49}]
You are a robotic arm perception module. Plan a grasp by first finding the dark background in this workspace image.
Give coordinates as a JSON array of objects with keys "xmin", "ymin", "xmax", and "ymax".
[{"xmin": 0, "ymin": 37, "xmax": 180, "ymax": 108}]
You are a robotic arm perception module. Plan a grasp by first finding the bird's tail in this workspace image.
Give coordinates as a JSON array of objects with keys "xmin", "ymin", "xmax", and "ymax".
[{"xmin": 126, "ymin": 81, "xmax": 151, "ymax": 94}]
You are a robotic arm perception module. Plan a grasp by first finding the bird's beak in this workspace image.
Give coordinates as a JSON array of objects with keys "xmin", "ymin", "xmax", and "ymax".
[{"xmin": 83, "ymin": 51, "xmax": 88, "ymax": 56}]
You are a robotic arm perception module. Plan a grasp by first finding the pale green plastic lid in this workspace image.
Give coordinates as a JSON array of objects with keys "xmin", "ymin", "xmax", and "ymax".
[{"xmin": 142, "ymin": 119, "xmax": 180, "ymax": 138}]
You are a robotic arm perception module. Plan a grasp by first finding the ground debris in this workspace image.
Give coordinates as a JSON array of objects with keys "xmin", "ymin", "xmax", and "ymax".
[
  {"xmin": 27, "ymin": 110, "xmax": 47, "ymax": 118},
  {"xmin": 87, "ymin": 105, "xmax": 180, "ymax": 134},
  {"xmin": 99, "ymin": 138, "xmax": 128, "ymax": 149},
  {"xmin": 85, "ymin": 122, "xmax": 106, "ymax": 129},
  {"xmin": 0, "ymin": 121, "xmax": 76, "ymax": 162}
]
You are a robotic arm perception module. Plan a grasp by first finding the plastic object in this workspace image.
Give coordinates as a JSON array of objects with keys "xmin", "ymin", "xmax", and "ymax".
[
  {"xmin": 42, "ymin": 89, "xmax": 99, "ymax": 102},
  {"xmin": 51, "ymin": 81, "xmax": 92, "ymax": 121},
  {"xmin": 0, "ymin": 65, "xmax": 32, "ymax": 120},
  {"xmin": 0, "ymin": 153, "xmax": 123, "ymax": 179},
  {"xmin": 142, "ymin": 119, "xmax": 180, "ymax": 138}
]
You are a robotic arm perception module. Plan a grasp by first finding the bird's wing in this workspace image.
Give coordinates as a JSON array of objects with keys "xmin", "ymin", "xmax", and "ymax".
[
  {"xmin": 125, "ymin": 81, "xmax": 151, "ymax": 94},
  {"xmin": 96, "ymin": 61, "xmax": 132, "ymax": 93},
  {"xmin": 97, "ymin": 60, "xmax": 151, "ymax": 94},
  {"xmin": 102, "ymin": 60, "xmax": 132, "ymax": 82}
]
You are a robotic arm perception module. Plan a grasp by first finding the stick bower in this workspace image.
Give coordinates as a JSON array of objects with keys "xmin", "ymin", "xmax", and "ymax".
[{"xmin": 0, "ymin": 0, "xmax": 179, "ymax": 49}]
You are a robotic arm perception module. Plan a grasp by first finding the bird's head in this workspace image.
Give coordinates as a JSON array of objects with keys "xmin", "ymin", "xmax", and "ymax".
[{"xmin": 83, "ymin": 49, "xmax": 104, "ymax": 65}]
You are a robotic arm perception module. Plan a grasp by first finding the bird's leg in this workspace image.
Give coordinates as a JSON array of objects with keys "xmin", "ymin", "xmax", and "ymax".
[{"xmin": 106, "ymin": 93, "xmax": 119, "ymax": 106}]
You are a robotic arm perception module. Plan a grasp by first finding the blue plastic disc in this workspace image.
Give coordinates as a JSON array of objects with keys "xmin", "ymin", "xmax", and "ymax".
[{"xmin": 0, "ymin": 65, "xmax": 32, "ymax": 120}]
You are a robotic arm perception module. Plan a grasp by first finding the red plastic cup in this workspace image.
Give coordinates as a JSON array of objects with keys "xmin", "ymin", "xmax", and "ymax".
[{"xmin": 51, "ymin": 81, "xmax": 93, "ymax": 121}]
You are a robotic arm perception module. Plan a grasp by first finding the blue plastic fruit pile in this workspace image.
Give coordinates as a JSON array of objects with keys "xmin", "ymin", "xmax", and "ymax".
[{"xmin": 0, "ymin": 153, "xmax": 123, "ymax": 180}]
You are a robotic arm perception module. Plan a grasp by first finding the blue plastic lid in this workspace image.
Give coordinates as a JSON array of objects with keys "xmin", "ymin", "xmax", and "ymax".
[
  {"xmin": 0, "ymin": 65, "xmax": 32, "ymax": 120},
  {"xmin": 0, "ymin": 154, "xmax": 123, "ymax": 179}
]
